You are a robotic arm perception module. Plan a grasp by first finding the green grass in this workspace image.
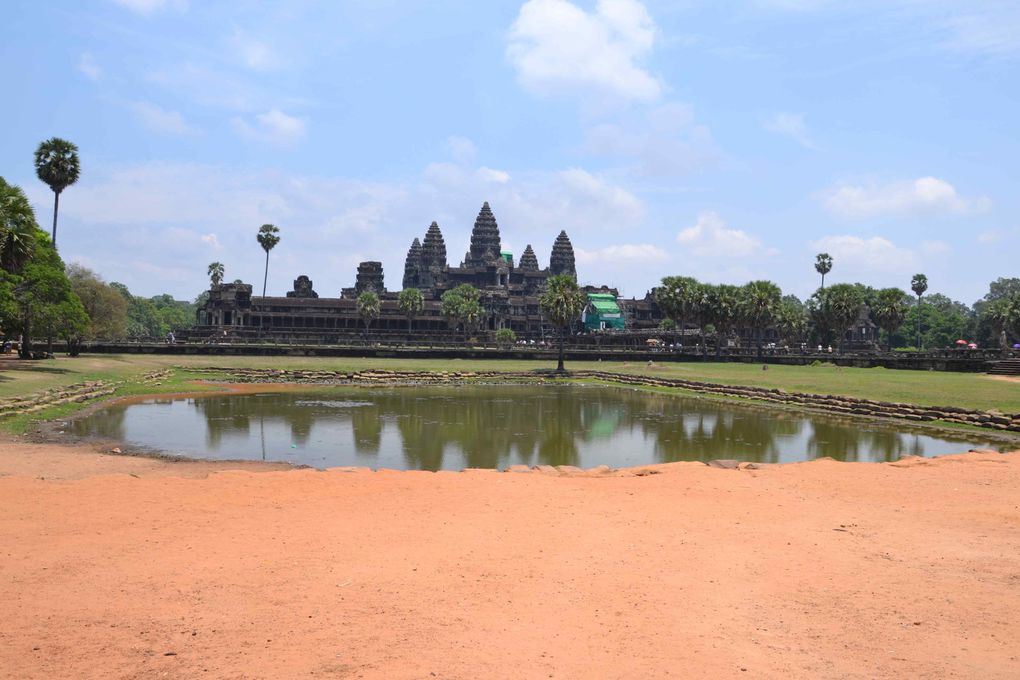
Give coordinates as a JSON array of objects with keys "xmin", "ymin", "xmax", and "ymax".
[{"xmin": 1, "ymin": 354, "xmax": 1017, "ymax": 435}]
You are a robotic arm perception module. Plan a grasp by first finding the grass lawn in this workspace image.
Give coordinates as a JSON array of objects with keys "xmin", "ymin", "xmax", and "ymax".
[{"xmin": 1, "ymin": 354, "xmax": 1017, "ymax": 430}]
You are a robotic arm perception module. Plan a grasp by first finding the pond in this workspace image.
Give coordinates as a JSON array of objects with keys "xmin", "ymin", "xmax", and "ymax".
[{"xmin": 68, "ymin": 385, "xmax": 1007, "ymax": 470}]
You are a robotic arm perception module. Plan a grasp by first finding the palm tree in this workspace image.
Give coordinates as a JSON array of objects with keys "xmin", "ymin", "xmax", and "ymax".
[
  {"xmin": 356, "ymin": 291, "xmax": 380, "ymax": 342},
  {"xmin": 440, "ymin": 284, "xmax": 483, "ymax": 342},
  {"xmin": 256, "ymin": 224, "xmax": 280, "ymax": 297},
  {"xmin": 397, "ymin": 287, "xmax": 425, "ymax": 335},
  {"xmin": 539, "ymin": 274, "xmax": 587, "ymax": 372},
  {"xmin": 738, "ymin": 280, "xmax": 782, "ymax": 359},
  {"xmin": 207, "ymin": 262, "xmax": 225, "ymax": 287},
  {"xmin": 871, "ymin": 287, "xmax": 909, "ymax": 351},
  {"xmin": 911, "ymin": 273, "xmax": 928, "ymax": 350},
  {"xmin": 814, "ymin": 253, "xmax": 833, "ymax": 290},
  {"xmin": 34, "ymin": 138, "xmax": 81, "ymax": 247},
  {"xmin": 704, "ymin": 284, "xmax": 740, "ymax": 358},
  {"xmin": 0, "ymin": 177, "xmax": 39, "ymax": 273},
  {"xmin": 824, "ymin": 283, "xmax": 865, "ymax": 353},
  {"xmin": 656, "ymin": 276, "xmax": 700, "ymax": 349}
]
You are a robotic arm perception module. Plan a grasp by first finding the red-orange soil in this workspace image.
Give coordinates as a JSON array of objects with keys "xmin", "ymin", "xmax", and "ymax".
[{"xmin": 1, "ymin": 440, "xmax": 1018, "ymax": 679}]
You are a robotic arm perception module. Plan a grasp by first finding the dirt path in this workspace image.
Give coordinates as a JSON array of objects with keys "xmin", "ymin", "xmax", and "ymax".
[{"xmin": 1, "ymin": 440, "xmax": 1018, "ymax": 679}]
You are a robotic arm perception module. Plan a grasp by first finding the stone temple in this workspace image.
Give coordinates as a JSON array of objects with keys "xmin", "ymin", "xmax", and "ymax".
[{"xmin": 193, "ymin": 202, "xmax": 632, "ymax": 342}]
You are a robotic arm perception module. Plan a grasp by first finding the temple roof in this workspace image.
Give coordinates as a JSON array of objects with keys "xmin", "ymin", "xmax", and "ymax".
[
  {"xmin": 467, "ymin": 201, "xmax": 502, "ymax": 265},
  {"xmin": 519, "ymin": 244, "xmax": 539, "ymax": 271},
  {"xmin": 549, "ymin": 230, "xmax": 576, "ymax": 278},
  {"xmin": 422, "ymin": 221, "xmax": 447, "ymax": 270}
]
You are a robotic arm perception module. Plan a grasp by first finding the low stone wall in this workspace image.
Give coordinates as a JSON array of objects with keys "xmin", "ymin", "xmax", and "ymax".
[
  {"xmin": 177, "ymin": 366, "xmax": 1020, "ymax": 434},
  {"xmin": 0, "ymin": 381, "xmax": 118, "ymax": 419},
  {"xmin": 81, "ymin": 342, "xmax": 1003, "ymax": 372}
]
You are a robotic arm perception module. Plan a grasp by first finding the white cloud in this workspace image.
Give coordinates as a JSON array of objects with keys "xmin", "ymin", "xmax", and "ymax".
[
  {"xmin": 130, "ymin": 101, "xmax": 199, "ymax": 136},
  {"xmin": 941, "ymin": 7, "xmax": 1020, "ymax": 56},
  {"xmin": 507, "ymin": 0, "xmax": 661, "ymax": 102},
  {"xmin": 763, "ymin": 112, "xmax": 817, "ymax": 149},
  {"xmin": 557, "ymin": 168, "xmax": 645, "ymax": 223},
  {"xmin": 232, "ymin": 109, "xmax": 307, "ymax": 145},
  {"xmin": 229, "ymin": 29, "xmax": 279, "ymax": 71},
  {"xmin": 446, "ymin": 136, "xmax": 476, "ymax": 165},
  {"xmin": 809, "ymin": 235, "xmax": 918, "ymax": 274},
  {"xmin": 200, "ymin": 233, "xmax": 221, "ymax": 249},
  {"xmin": 78, "ymin": 52, "xmax": 102, "ymax": 81},
  {"xmin": 920, "ymin": 240, "xmax": 951, "ymax": 256},
  {"xmin": 821, "ymin": 176, "xmax": 989, "ymax": 219},
  {"xmin": 477, "ymin": 167, "xmax": 511, "ymax": 184},
  {"xmin": 583, "ymin": 101, "xmax": 718, "ymax": 176},
  {"xmin": 676, "ymin": 211, "xmax": 772, "ymax": 258},
  {"xmin": 111, "ymin": 0, "xmax": 187, "ymax": 13}
]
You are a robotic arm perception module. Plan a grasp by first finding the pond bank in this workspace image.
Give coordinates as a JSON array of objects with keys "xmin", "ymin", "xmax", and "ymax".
[{"xmin": 1, "ymin": 439, "xmax": 1018, "ymax": 679}]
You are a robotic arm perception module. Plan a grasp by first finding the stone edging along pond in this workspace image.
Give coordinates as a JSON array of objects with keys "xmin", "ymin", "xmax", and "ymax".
[{"xmin": 177, "ymin": 366, "xmax": 1020, "ymax": 435}]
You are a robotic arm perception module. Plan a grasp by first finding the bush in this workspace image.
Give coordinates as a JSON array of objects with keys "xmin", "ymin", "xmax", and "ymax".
[{"xmin": 495, "ymin": 328, "xmax": 517, "ymax": 348}]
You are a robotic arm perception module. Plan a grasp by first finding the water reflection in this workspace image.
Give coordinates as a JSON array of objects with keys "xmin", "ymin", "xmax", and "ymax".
[{"xmin": 69, "ymin": 385, "xmax": 1008, "ymax": 470}]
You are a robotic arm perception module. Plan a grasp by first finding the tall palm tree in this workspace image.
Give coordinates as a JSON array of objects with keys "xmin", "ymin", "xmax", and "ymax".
[
  {"xmin": 814, "ymin": 253, "xmax": 833, "ymax": 289},
  {"xmin": 0, "ymin": 177, "xmax": 39, "ymax": 273},
  {"xmin": 256, "ymin": 224, "xmax": 280, "ymax": 297},
  {"xmin": 704, "ymin": 284, "xmax": 740, "ymax": 358},
  {"xmin": 656, "ymin": 275, "xmax": 700, "ymax": 348},
  {"xmin": 34, "ymin": 138, "xmax": 81, "ymax": 247},
  {"xmin": 824, "ymin": 283, "xmax": 865, "ymax": 353},
  {"xmin": 911, "ymin": 273, "xmax": 928, "ymax": 350},
  {"xmin": 357, "ymin": 291, "xmax": 380, "ymax": 342},
  {"xmin": 397, "ymin": 287, "xmax": 425, "ymax": 335},
  {"xmin": 738, "ymin": 280, "xmax": 782, "ymax": 359},
  {"xmin": 207, "ymin": 262, "xmax": 225, "ymax": 287},
  {"xmin": 539, "ymin": 274, "xmax": 587, "ymax": 373},
  {"xmin": 871, "ymin": 287, "xmax": 909, "ymax": 351}
]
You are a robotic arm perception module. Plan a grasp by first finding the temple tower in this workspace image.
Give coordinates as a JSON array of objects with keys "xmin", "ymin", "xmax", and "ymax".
[
  {"xmin": 402, "ymin": 238, "xmax": 423, "ymax": 289},
  {"xmin": 549, "ymin": 231, "xmax": 576, "ymax": 278},
  {"xmin": 355, "ymin": 261, "xmax": 385, "ymax": 295},
  {"xmin": 421, "ymin": 221, "xmax": 448, "ymax": 289},
  {"xmin": 464, "ymin": 202, "xmax": 502, "ymax": 267},
  {"xmin": 519, "ymin": 244, "xmax": 539, "ymax": 271}
]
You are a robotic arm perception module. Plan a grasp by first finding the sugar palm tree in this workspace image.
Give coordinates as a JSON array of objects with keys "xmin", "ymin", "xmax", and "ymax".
[
  {"xmin": 814, "ymin": 253, "xmax": 833, "ymax": 290},
  {"xmin": 704, "ymin": 284, "xmax": 740, "ymax": 358},
  {"xmin": 539, "ymin": 274, "xmax": 587, "ymax": 372},
  {"xmin": 256, "ymin": 224, "xmax": 280, "ymax": 297},
  {"xmin": 34, "ymin": 138, "xmax": 81, "ymax": 247},
  {"xmin": 738, "ymin": 280, "xmax": 782, "ymax": 358},
  {"xmin": 871, "ymin": 287, "xmax": 909, "ymax": 351},
  {"xmin": 357, "ymin": 291, "xmax": 380, "ymax": 341},
  {"xmin": 656, "ymin": 275, "xmax": 700, "ymax": 349},
  {"xmin": 911, "ymin": 273, "xmax": 928, "ymax": 350},
  {"xmin": 397, "ymin": 287, "xmax": 425, "ymax": 335},
  {"xmin": 0, "ymin": 177, "xmax": 39, "ymax": 273},
  {"xmin": 824, "ymin": 283, "xmax": 865, "ymax": 353},
  {"xmin": 207, "ymin": 262, "xmax": 225, "ymax": 287}
]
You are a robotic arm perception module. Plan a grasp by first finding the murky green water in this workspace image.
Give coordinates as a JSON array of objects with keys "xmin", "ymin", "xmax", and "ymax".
[{"xmin": 68, "ymin": 385, "xmax": 1007, "ymax": 470}]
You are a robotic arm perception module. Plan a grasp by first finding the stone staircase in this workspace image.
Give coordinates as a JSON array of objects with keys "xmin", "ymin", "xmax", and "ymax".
[{"xmin": 988, "ymin": 359, "xmax": 1020, "ymax": 376}]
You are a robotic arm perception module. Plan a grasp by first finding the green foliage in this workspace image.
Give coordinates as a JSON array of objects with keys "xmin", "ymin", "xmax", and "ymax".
[
  {"xmin": 207, "ymin": 262, "xmax": 225, "ymax": 286},
  {"xmin": 775, "ymin": 296, "xmax": 807, "ymax": 345},
  {"xmin": 871, "ymin": 287, "xmax": 910, "ymax": 350},
  {"xmin": 356, "ymin": 291, "xmax": 380, "ymax": 332},
  {"xmin": 397, "ymin": 287, "xmax": 425, "ymax": 327},
  {"xmin": 441, "ymin": 284, "xmax": 484, "ymax": 337},
  {"xmin": 658, "ymin": 318, "xmax": 676, "ymax": 331},
  {"xmin": 814, "ymin": 253, "xmax": 833, "ymax": 287},
  {"xmin": 0, "ymin": 177, "xmax": 39, "ymax": 273},
  {"xmin": 67, "ymin": 264, "xmax": 128, "ymax": 339},
  {"xmin": 495, "ymin": 327, "xmax": 517, "ymax": 348},
  {"xmin": 738, "ymin": 280, "xmax": 782, "ymax": 346},
  {"xmin": 539, "ymin": 274, "xmax": 587, "ymax": 371},
  {"xmin": 910, "ymin": 273, "xmax": 928, "ymax": 298},
  {"xmin": 108, "ymin": 281, "xmax": 197, "ymax": 337},
  {"xmin": 894, "ymin": 293, "xmax": 975, "ymax": 349},
  {"xmin": 655, "ymin": 275, "xmax": 700, "ymax": 330},
  {"xmin": 257, "ymin": 224, "xmax": 280, "ymax": 297},
  {"xmin": 34, "ymin": 138, "xmax": 81, "ymax": 194}
]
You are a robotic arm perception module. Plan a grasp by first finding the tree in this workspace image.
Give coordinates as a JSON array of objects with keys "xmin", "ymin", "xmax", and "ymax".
[
  {"xmin": 814, "ymin": 253, "xmax": 833, "ymax": 289},
  {"xmin": 3, "ymin": 230, "xmax": 86, "ymax": 358},
  {"xmin": 898, "ymin": 293, "xmax": 973, "ymax": 350},
  {"xmin": 655, "ymin": 276, "xmax": 700, "ymax": 348},
  {"xmin": 538, "ymin": 274, "xmax": 587, "ymax": 372},
  {"xmin": 823, "ymin": 284, "xmax": 865, "ymax": 353},
  {"xmin": 0, "ymin": 177, "xmax": 39, "ymax": 273},
  {"xmin": 871, "ymin": 287, "xmax": 909, "ymax": 350},
  {"xmin": 495, "ymin": 328, "xmax": 517, "ymax": 349},
  {"xmin": 256, "ymin": 224, "xmax": 280, "ymax": 297},
  {"xmin": 703, "ymin": 284, "xmax": 740, "ymax": 358},
  {"xmin": 440, "ymin": 284, "xmax": 483, "ymax": 342},
  {"xmin": 738, "ymin": 280, "xmax": 782, "ymax": 358},
  {"xmin": 67, "ymin": 264, "xmax": 128, "ymax": 339},
  {"xmin": 397, "ymin": 287, "xmax": 425, "ymax": 335},
  {"xmin": 356, "ymin": 291, "xmax": 380, "ymax": 341},
  {"xmin": 911, "ymin": 273, "xmax": 928, "ymax": 349},
  {"xmin": 775, "ymin": 295, "xmax": 807, "ymax": 347},
  {"xmin": 34, "ymin": 138, "xmax": 81, "ymax": 247},
  {"xmin": 207, "ymin": 262, "xmax": 225, "ymax": 286}
]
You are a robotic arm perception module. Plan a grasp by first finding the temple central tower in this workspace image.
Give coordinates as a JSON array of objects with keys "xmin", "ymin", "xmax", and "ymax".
[{"xmin": 464, "ymin": 201, "xmax": 502, "ymax": 267}]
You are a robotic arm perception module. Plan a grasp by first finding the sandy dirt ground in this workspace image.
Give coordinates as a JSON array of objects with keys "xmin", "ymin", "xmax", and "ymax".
[{"xmin": 1, "ymin": 440, "xmax": 1019, "ymax": 680}]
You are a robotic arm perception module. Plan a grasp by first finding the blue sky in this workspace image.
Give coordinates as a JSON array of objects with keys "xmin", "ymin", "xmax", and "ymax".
[{"xmin": 2, "ymin": 0, "xmax": 1018, "ymax": 303}]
